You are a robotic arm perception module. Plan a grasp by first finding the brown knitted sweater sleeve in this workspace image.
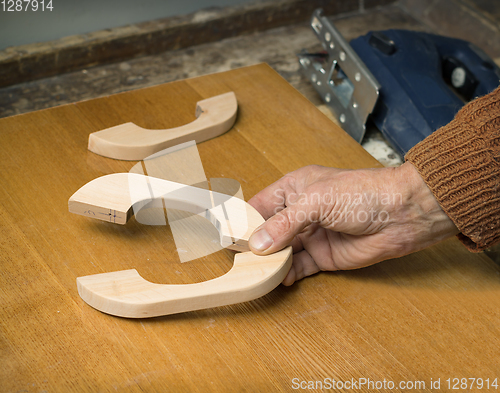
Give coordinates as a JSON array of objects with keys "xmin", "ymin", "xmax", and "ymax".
[{"xmin": 405, "ymin": 86, "xmax": 500, "ymax": 252}]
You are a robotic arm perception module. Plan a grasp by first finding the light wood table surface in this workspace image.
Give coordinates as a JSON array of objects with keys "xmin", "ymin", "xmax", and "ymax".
[{"xmin": 1, "ymin": 64, "xmax": 499, "ymax": 392}]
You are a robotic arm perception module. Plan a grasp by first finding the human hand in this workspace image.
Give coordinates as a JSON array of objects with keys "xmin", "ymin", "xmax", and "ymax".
[{"xmin": 248, "ymin": 163, "xmax": 458, "ymax": 285}]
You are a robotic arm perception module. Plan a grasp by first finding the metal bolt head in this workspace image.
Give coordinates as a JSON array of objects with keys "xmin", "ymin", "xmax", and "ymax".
[
  {"xmin": 340, "ymin": 114, "xmax": 346, "ymax": 123},
  {"xmin": 300, "ymin": 57, "xmax": 311, "ymax": 67},
  {"xmin": 340, "ymin": 52, "xmax": 346, "ymax": 61},
  {"xmin": 311, "ymin": 73, "xmax": 317, "ymax": 83},
  {"xmin": 329, "ymin": 42, "xmax": 335, "ymax": 49},
  {"xmin": 325, "ymin": 93, "xmax": 331, "ymax": 103},
  {"xmin": 325, "ymin": 32, "xmax": 331, "ymax": 42},
  {"xmin": 355, "ymin": 72, "xmax": 361, "ymax": 82}
]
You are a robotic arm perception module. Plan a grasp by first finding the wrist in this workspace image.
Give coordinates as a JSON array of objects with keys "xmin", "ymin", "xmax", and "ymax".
[{"xmin": 390, "ymin": 162, "xmax": 459, "ymax": 251}]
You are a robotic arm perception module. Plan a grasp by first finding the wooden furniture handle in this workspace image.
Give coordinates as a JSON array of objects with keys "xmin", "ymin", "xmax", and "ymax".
[
  {"xmin": 88, "ymin": 91, "xmax": 238, "ymax": 160},
  {"xmin": 77, "ymin": 248, "xmax": 292, "ymax": 318},
  {"xmin": 69, "ymin": 173, "xmax": 292, "ymax": 318},
  {"xmin": 68, "ymin": 173, "xmax": 263, "ymax": 252}
]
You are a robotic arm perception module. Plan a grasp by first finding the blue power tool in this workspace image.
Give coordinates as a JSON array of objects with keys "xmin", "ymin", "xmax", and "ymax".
[{"xmin": 299, "ymin": 9, "xmax": 500, "ymax": 157}]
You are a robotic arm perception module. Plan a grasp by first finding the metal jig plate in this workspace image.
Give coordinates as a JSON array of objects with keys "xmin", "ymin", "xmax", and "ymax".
[{"xmin": 298, "ymin": 9, "xmax": 381, "ymax": 142}]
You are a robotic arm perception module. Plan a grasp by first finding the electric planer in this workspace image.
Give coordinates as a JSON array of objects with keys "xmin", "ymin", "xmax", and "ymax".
[{"xmin": 299, "ymin": 9, "xmax": 500, "ymax": 157}]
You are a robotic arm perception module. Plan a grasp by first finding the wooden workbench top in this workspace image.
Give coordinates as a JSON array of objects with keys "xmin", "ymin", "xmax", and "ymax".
[{"xmin": 1, "ymin": 64, "xmax": 499, "ymax": 392}]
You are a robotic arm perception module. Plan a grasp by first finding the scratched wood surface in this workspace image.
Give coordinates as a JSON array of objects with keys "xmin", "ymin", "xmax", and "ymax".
[{"xmin": 1, "ymin": 63, "xmax": 499, "ymax": 392}]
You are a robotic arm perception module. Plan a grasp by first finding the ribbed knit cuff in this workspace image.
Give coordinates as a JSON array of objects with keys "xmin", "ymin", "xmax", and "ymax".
[{"xmin": 405, "ymin": 86, "xmax": 500, "ymax": 252}]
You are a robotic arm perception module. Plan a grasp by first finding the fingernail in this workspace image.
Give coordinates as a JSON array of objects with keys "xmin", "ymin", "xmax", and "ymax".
[{"xmin": 249, "ymin": 229, "xmax": 274, "ymax": 251}]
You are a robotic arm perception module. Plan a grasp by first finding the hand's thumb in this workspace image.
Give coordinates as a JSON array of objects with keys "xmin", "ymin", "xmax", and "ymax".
[{"xmin": 248, "ymin": 206, "xmax": 309, "ymax": 255}]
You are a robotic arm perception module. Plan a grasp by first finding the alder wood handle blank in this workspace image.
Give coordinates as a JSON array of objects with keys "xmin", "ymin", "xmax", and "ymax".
[
  {"xmin": 68, "ymin": 173, "xmax": 264, "ymax": 252},
  {"xmin": 77, "ymin": 248, "xmax": 292, "ymax": 318},
  {"xmin": 88, "ymin": 92, "xmax": 238, "ymax": 160},
  {"xmin": 69, "ymin": 173, "xmax": 293, "ymax": 318}
]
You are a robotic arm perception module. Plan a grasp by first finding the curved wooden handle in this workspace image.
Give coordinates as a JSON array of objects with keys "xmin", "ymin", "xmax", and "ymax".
[
  {"xmin": 68, "ymin": 173, "xmax": 263, "ymax": 251},
  {"xmin": 77, "ymin": 248, "xmax": 292, "ymax": 318},
  {"xmin": 88, "ymin": 92, "xmax": 238, "ymax": 160}
]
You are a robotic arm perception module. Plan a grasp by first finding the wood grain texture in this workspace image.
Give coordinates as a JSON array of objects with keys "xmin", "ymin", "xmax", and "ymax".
[
  {"xmin": 88, "ymin": 91, "xmax": 237, "ymax": 160},
  {"xmin": 1, "ymin": 64, "xmax": 500, "ymax": 392}
]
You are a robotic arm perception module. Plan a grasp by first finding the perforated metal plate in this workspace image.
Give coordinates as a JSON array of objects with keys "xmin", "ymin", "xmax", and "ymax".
[{"xmin": 298, "ymin": 9, "xmax": 381, "ymax": 142}]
